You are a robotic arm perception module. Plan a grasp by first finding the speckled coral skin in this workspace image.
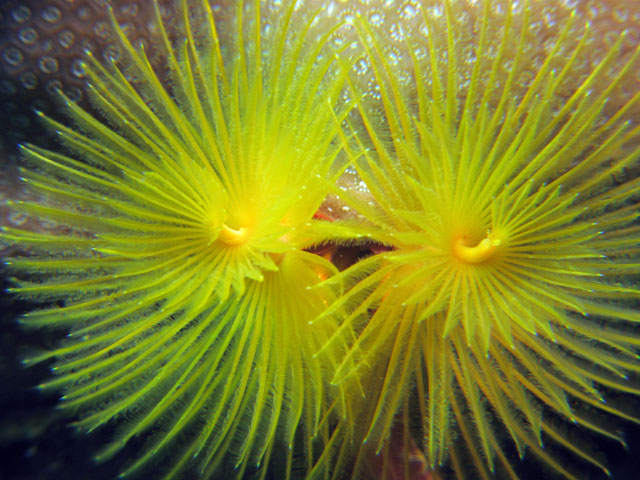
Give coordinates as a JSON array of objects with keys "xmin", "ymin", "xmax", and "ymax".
[
  {"xmin": 0, "ymin": 0, "xmax": 639, "ymax": 155},
  {"xmin": 0, "ymin": 0, "xmax": 155, "ymax": 153},
  {"xmin": 0, "ymin": 1, "xmax": 240, "ymax": 155}
]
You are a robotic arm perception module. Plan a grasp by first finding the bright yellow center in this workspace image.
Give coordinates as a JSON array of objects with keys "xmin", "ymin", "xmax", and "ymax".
[
  {"xmin": 219, "ymin": 224, "xmax": 250, "ymax": 246},
  {"xmin": 454, "ymin": 234, "xmax": 501, "ymax": 264}
]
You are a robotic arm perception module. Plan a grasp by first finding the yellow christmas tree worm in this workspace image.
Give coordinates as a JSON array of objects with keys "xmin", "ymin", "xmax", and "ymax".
[
  {"xmin": 0, "ymin": 0, "xmax": 357, "ymax": 477},
  {"xmin": 317, "ymin": 0, "xmax": 640, "ymax": 478}
]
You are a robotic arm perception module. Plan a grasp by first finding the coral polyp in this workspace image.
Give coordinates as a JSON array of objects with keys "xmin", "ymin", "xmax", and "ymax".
[
  {"xmin": 319, "ymin": 1, "xmax": 640, "ymax": 478},
  {"xmin": 1, "ymin": 0, "xmax": 352, "ymax": 477}
]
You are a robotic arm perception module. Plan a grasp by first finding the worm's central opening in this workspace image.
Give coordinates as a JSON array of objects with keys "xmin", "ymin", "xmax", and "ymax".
[
  {"xmin": 219, "ymin": 224, "xmax": 250, "ymax": 246},
  {"xmin": 454, "ymin": 234, "xmax": 501, "ymax": 264}
]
